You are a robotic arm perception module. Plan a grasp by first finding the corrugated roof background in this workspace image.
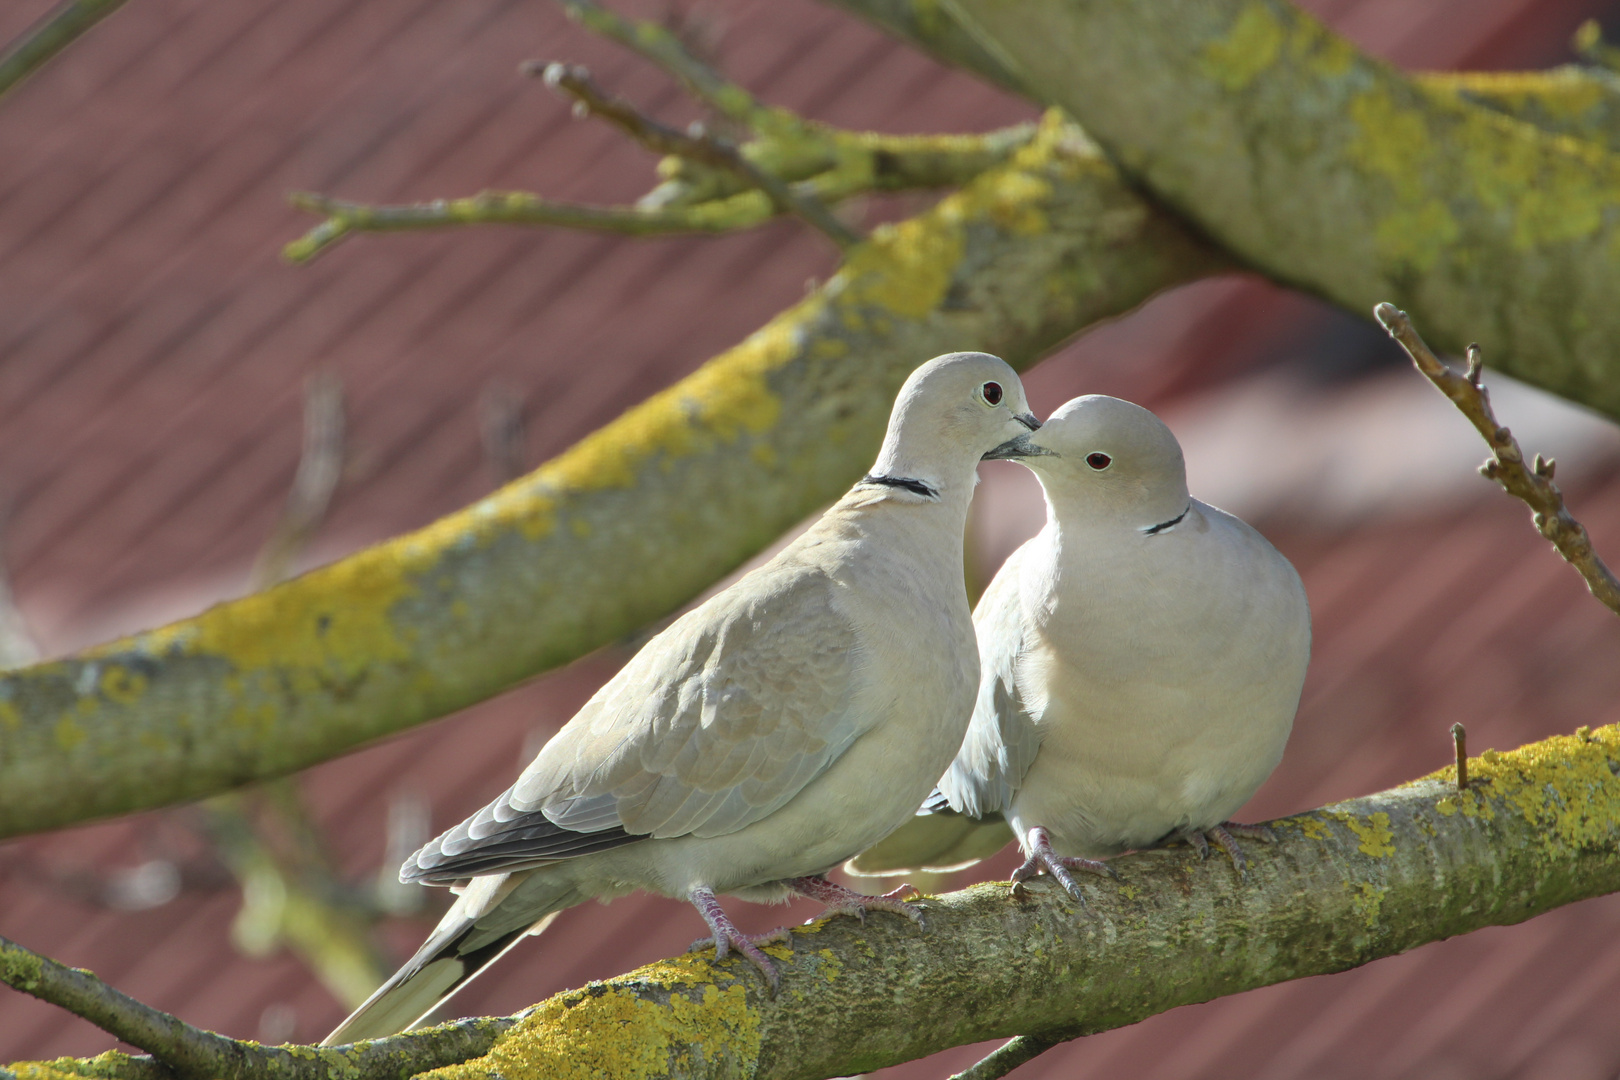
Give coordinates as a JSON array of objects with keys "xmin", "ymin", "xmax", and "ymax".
[{"xmin": 3, "ymin": 0, "xmax": 1620, "ymax": 1075}]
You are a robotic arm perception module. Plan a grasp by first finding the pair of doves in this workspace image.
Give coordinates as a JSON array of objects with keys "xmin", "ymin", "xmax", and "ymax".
[{"xmin": 323, "ymin": 352, "xmax": 1310, "ymax": 1044}]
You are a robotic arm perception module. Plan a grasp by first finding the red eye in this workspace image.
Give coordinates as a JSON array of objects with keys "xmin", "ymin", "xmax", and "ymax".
[
  {"xmin": 1086, "ymin": 453, "xmax": 1112, "ymax": 470},
  {"xmin": 981, "ymin": 381, "xmax": 1003, "ymax": 405}
]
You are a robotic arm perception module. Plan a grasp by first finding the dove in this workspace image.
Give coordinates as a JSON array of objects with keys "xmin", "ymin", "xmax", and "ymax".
[
  {"xmin": 849, "ymin": 394, "xmax": 1310, "ymax": 903},
  {"xmin": 321, "ymin": 352, "xmax": 1043, "ymax": 1044}
]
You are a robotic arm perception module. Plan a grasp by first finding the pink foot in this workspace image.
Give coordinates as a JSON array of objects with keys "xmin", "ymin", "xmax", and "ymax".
[
  {"xmin": 687, "ymin": 887, "xmax": 790, "ymax": 994},
  {"xmin": 1010, "ymin": 826, "xmax": 1118, "ymax": 909},
  {"xmin": 784, "ymin": 876, "xmax": 927, "ymax": 929}
]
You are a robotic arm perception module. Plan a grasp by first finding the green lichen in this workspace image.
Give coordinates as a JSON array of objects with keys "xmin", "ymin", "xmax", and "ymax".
[
  {"xmin": 1281, "ymin": 815, "xmax": 1334, "ymax": 842},
  {"xmin": 1347, "ymin": 81, "xmax": 1620, "ymax": 271},
  {"xmin": 1200, "ymin": 2, "xmax": 1284, "ymax": 92},
  {"xmin": 424, "ymin": 970, "xmax": 762, "ymax": 1080},
  {"xmin": 1333, "ymin": 811, "xmax": 1395, "ymax": 857},
  {"xmin": 1350, "ymin": 882, "xmax": 1387, "ymax": 928},
  {"xmin": 1430, "ymin": 724, "xmax": 1620, "ymax": 856}
]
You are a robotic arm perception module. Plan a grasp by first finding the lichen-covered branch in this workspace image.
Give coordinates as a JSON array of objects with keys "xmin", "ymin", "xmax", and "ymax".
[
  {"xmin": 0, "ymin": 934, "xmax": 513, "ymax": 1080},
  {"xmin": 0, "ymin": 112, "xmax": 1226, "ymax": 839},
  {"xmin": 0, "ymin": 0, "xmax": 130, "ymax": 101},
  {"xmin": 1376, "ymin": 303, "xmax": 1620, "ymax": 615},
  {"xmin": 834, "ymin": 0, "xmax": 1620, "ymax": 422},
  {"xmin": 201, "ymin": 790, "xmax": 395, "ymax": 1009},
  {"xmin": 281, "ymin": 190, "xmax": 779, "ymax": 262},
  {"xmin": 955, "ymin": 0, "xmax": 1620, "ymax": 420},
  {"xmin": 286, "ymin": 0, "xmax": 1038, "ymax": 261},
  {"xmin": 12, "ymin": 724, "xmax": 1618, "ymax": 1080},
  {"xmin": 534, "ymin": 62, "xmax": 859, "ymax": 247}
]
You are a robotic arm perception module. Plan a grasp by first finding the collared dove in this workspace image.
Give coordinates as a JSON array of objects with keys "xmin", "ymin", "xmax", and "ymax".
[
  {"xmin": 322, "ymin": 352, "xmax": 1042, "ymax": 1044},
  {"xmin": 849, "ymin": 394, "xmax": 1310, "ymax": 903}
]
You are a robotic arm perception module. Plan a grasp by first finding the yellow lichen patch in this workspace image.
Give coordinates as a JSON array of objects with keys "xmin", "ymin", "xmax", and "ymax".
[
  {"xmin": 0, "ymin": 699, "xmax": 18, "ymax": 730},
  {"xmin": 8, "ymin": 1057, "xmax": 121, "ymax": 1080},
  {"xmin": 97, "ymin": 665, "xmax": 147, "ymax": 706},
  {"xmin": 816, "ymin": 947, "xmax": 845, "ymax": 982},
  {"xmin": 1200, "ymin": 2, "xmax": 1284, "ymax": 92},
  {"xmin": 522, "ymin": 302, "xmax": 803, "ymax": 499},
  {"xmin": 1348, "ymin": 81, "xmax": 1620, "ymax": 268},
  {"xmin": 1282, "ymin": 815, "xmax": 1334, "ymax": 842},
  {"xmin": 836, "ymin": 215, "xmax": 963, "ymax": 321},
  {"xmin": 117, "ymin": 547, "xmax": 420, "ymax": 682},
  {"xmin": 1333, "ymin": 811, "xmax": 1395, "ymax": 857},
  {"xmin": 1426, "ymin": 724, "xmax": 1620, "ymax": 856},
  {"xmin": 53, "ymin": 716, "xmax": 85, "ymax": 753},
  {"xmin": 1345, "ymin": 89, "xmax": 1460, "ymax": 271},
  {"xmin": 425, "ymin": 978, "xmax": 761, "ymax": 1080},
  {"xmin": 1430, "ymin": 69, "xmax": 1608, "ymax": 124},
  {"xmin": 1350, "ymin": 882, "xmax": 1387, "ymax": 929},
  {"xmin": 1289, "ymin": 14, "xmax": 1355, "ymax": 79}
]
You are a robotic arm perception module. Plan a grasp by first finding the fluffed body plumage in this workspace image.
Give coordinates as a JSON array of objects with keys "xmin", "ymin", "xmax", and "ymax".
[
  {"xmin": 852, "ymin": 394, "xmax": 1310, "ymax": 883},
  {"xmin": 323, "ymin": 352, "xmax": 1041, "ymax": 1043}
]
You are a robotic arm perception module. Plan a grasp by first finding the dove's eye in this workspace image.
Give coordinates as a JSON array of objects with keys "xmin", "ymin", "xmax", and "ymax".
[
  {"xmin": 980, "ymin": 381, "xmax": 1003, "ymax": 405},
  {"xmin": 1086, "ymin": 453, "xmax": 1112, "ymax": 470}
]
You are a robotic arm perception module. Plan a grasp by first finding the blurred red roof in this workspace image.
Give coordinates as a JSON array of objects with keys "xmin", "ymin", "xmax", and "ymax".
[{"xmin": 3, "ymin": 0, "xmax": 1620, "ymax": 1076}]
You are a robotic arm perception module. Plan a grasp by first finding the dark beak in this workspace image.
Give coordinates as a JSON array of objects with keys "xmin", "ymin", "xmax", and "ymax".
[
  {"xmin": 1015, "ymin": 412, "xmax": 1040, "ymax": 430},
  {"xmin": 982, "ymin": 432, "xmax": 1051, "ymax": 460}
]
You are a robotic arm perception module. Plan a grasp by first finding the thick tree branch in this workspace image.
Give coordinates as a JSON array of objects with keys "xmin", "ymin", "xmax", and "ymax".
[
  {"xmin": 0, "ymin": 934, "xmax": 513, "ymax": 1080},
  {"xmin": 11, "ymin": 724, "xmax": 1619, "ymax": 1080},
  {"xmin": 833, "ymin": 0, "xmax": 1620, "ymax": 422},
  {"xmin": 1376, "ymin": 303, "xmax": 1620, "ymax": 616},
  {"xmin": 0, "ymin": 0, "xmax": 130, "ymax": 101},
  {"xmin": 954, "ymin": 0, "xmax": 1620, "ymax": 420},
  {"xmin": 1, "ymin": 113, "xmax": 1226, "ymax": 839}
]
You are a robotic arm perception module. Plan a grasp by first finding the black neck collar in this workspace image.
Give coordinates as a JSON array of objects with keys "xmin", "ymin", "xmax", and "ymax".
[
  {"xmin": 861, "ymin": 474, "xmax": 940, "ymax": 500},
  {"xmin": 1144, "ymin": 506, "xmax": 1188, "ymax": 535}
]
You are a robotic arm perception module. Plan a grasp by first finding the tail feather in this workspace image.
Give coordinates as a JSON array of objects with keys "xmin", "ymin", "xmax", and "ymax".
[
  {"xmin": 321, "ymin": 909, "xmax": 556, "ymax": 1046},
  {"xmin": 846, "ymin": 810, "xmax": 1013, "ymax": 876}
]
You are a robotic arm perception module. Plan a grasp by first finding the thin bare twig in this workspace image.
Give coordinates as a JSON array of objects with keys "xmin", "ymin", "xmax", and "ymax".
[
  {"xmin": 1574, "ymin": 19, "xmax": 1620, "ymax": 73},
  {"xmin": 531, "ymin": 62, "xmax": 859, "ymax": 247},
  {"xmin": 1375, "ymin": 303, "xmax": 1620, "ymax": 617},
  {"xmin": 283, "ymin": 189, "xmax": 771, "ymax": 262},
  {"xmin": 948, "ymin": 1034, "xmax": 1062, "ymax": 1080},
  {"xmin": 1451, "ymin": 723, "xmax": 1468, "ymax": 791},
  {"xmin": 555, "ymin": 0, "xmax": 777, "ymax": 130},
  {"xmin": 250, "ymin": 371, "xmax": 344, "ymax": 589},
  {"xmin": 0, "ymin": 0, "xmax": 130, "ymax": 101},
  {"xmin": 0, "ymin": 504, "xmax": 40, "ymax": 670},
  {"xmin": 0, "ymin": 934, "xmax": 511, "ymax": 1080},
  {"xmin": 479, "ymin": 383, "xmax": 528, "ymax": 487}
]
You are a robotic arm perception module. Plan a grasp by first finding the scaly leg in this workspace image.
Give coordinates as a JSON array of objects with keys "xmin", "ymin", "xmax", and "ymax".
[
  {"xmin": 784, "ymin": 876, "xmax": 927, "ymax": 928},
  {"xmin": 1009, "ymin": 826, "xmax": 1118, "ymax": 908},
  {"xmin": 686, "ymin": 887, "xmax": 791, "ymax": 994},
  {"xmin": 1175, "ymin": 821, "xmax": 1277, "ymax": 872}
]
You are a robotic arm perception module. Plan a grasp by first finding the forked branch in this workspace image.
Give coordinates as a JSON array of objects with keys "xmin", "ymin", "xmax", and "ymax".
[
  {"xmin": 0, "ymin": 0, "xmax": 129, "ymax": 101},
  {"xmin": 531, "ymin": 62, "xmax": 858, "ymax": 246},
  {"xmin": 0, "ymin": 934, "xmax": 511, "ymax": 1080}
]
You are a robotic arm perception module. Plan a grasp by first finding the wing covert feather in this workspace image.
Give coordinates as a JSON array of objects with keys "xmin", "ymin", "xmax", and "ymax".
[{"xmin": 522, "ymin": 565, "xmax": 866, "ymax": 838}]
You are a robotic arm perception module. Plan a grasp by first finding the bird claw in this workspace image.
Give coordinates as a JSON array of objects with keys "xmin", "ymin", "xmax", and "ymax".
[
  {"xmin": 784, "ymin": 876, "xmax": 928, "ymax": 930},
  {"xmin": 1171, "ymin": 822, "xmax": 1272, "ymax": 874},
  {"xmin": 687, "ymin": 888, "xmax": 788, "ymax": 995},
  {"xmin": 1009, "ymin": 826, "xmax": 1116, "ymax": 911},
  {"xmin": 1220, "ymin": 821, "xmax": 1278, "ymax": 844}
]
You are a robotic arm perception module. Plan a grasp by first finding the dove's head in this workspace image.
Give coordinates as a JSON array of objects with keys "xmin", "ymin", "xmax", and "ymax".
[
  {"xmin": 867, "ymin": 352, "xmax": 1040, "ymax": 498},
  {"xmin": 1019, "ymin": 395, "xmax": 1190, "ymax": 529}
]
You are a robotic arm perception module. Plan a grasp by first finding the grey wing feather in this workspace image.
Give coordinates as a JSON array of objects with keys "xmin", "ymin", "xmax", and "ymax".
[
  {"xmin": 936, "ymin": 542, "xmax": 1042, "ymax": 818},
  {"xmin": 406, "ymin": 565, "xmax": 866, "ymax": 883}
]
